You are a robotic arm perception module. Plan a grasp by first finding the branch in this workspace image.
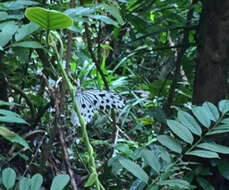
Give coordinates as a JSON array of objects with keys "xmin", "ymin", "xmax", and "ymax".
[
  {"xmin": 164, "ymin": 3, "xmax": 195, "ymax": 116},
  {"xmin": 8, "ymin": 83, "xmax": 36, "ymax": 121}
]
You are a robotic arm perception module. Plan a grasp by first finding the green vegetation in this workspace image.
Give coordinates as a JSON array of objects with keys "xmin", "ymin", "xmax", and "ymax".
[{"xmin": 0, "ymin": 0, "xmax": 229, "ymax": 190}]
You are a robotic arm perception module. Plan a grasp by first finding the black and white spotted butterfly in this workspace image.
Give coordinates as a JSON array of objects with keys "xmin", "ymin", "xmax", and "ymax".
[{"xmin": 71, "ymin": 90, "xmax": 125, "ymax": 126}]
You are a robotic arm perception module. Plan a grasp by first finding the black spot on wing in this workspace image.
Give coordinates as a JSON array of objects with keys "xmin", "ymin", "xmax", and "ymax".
[
  {"xmin": 82, "ymin": 104, "xmax": 86, "ymax": 108},
  {"xmin": 99, "ymin": 93, "xmax": 106, "ymax": 97}
]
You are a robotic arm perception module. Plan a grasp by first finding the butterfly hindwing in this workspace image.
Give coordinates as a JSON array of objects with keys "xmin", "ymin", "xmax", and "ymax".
[{"xmin": 71, "ymin": 90, "xmax": 125, "ymax": 126}]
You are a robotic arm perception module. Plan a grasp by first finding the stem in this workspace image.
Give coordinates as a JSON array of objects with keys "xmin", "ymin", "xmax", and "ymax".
[{"xmin": 50, "ymin": 36, "xmax": 105, "ymax": 190}]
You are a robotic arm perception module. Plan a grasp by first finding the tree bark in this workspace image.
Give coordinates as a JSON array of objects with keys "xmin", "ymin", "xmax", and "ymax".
[
  {"xmin": 192, "ymin": 1, "xmax": 229, "ymax": 189},
  {"xmin": 193, "ymin": 0, "xmax": 229, "ymax": 105}
]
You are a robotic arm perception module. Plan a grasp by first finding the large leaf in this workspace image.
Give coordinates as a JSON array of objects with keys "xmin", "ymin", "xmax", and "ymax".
[
  {"xmin": 84, "ymin": 172, "xmax": 97, "ymax": 187},
  {"xmin": 0, "ymin": 126, "xmax": 30, "ymax": 149},
  {"xmin": 0, "ymin": 109, "xmax": 28, "ymax": 124},
  {"xmin": 4, "ymin": 0, "xmax": 39, "ymax": 10},
  {"xmin": 158, "ymin": 179, "xmax": 191, "ymax": 189},
  {"xmin": 25, "ymin": 7, "xmax": 73, "ymax": 30},
  {"xmin": 178, "ymin": 111, "xmax": 202, "ymax": 136},
  {"xmin": 15, "ymin": 22, "xmax": 40, "ymax": 41},
  {"xmin": 218, "ymin": 99, "xmax": 229, "ymax": 114},
  {"xmin": 186, "ymin": 149, "xmax": 220, "ymax": 158},
  {"xmin": 19, "ymin": 177, "xmax": 31, "ymax": 190},
  {"xmin": 0, "ymin": 21, "xmax": 19, "ymax": 47},
  {"xmin": 197, "ymin": 143, "xmax": 229, "ymax": 154},
  {"xmin": 202, "ymin": 102, "xmax": 219, "ymax": 122},
  {"xmin": 88, "ymin": 15, "xmax": 118, "ymax": 27},
  {"xmin": 141, "ymin": 149, "xmax": 160, "ymax": 173},
  {"xmin": 2, "ymin": 168, "xmax": 16, "ymax": 189},
  {"xmin": 206, "ymin": 124, "xmax": 229, "ymax": 135},
  {"xmin": 31, "ymin": 174, "xmax": 43, "ymax": 190},
  {"xmin": 50, "ymin": 174, "xmax": 70, "ymax": 190},
  {"xmin": 64, "ymin": 7, "xmax": 96, "ymax": 17},
  {"xmin": 192, "ymin": 106, "xmax": 211, "ymax": 128},
  {"xmin": 96, "ymin": 4, "xmax": 124, "ymax": 25},
  {"xmin": 157, "ymin": 135, "xmax": 182, "ymax": 153},
  {"xmin": 12, "ymin": 41, "xmax": 43, "ymax": 49},
  {"xmin": 119, "ymin": 158, "xmax": 149, "ymax": 183},
  {"xmin": 167, "ymin": 120, "xmax": 193, "ymax": 144}
]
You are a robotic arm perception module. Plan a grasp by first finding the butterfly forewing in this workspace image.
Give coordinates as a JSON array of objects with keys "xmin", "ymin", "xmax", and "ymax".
[{"xmin": 71, "ymin": 90, "xmax": 125, "ymax": 126}]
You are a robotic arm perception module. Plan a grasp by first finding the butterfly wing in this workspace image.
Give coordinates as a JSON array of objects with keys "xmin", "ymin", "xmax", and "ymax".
[
  {"xmin": 86, "ymin": 90, "xmax": 125, "ymax": 111},
  {"xmin": 71, "ymin": 92, "xmax": 97, "ymax": 126},
  {"xmin": 71, "ymin": 90, "xmax": 125, "ymax": 126}
]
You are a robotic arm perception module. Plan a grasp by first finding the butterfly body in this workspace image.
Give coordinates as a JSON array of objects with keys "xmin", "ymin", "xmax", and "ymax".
[{"xmin": 71, "ymin": 90, "xmax": 125, "ymax": 126}]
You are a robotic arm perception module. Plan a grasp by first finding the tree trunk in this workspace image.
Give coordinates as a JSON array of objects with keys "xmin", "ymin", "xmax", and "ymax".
[
  {"xmin": 192, "ymin": 1, "xmax": 229, "ymax": 189},
  {"xmin": 193, "ymin": 0, "xmax": 229, "ymax": 105}
]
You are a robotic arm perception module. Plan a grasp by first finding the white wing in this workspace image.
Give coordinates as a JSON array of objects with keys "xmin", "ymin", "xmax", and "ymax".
[{"xmin": 71, "ymin": 90, "xmax": 125, "ymax": 126}]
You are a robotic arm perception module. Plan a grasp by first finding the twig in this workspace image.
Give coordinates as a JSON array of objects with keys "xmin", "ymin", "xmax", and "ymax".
[
  {"xmin": 8, "ymin": 83, "xmax": 36, "ymax": 121},
  {"xmin": 23, "ymin": 132, "xmax": 47, "ymax": 176}
]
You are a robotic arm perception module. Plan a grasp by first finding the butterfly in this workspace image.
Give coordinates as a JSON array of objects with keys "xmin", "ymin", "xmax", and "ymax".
[{"xmin": 71, "ymin": 90, "xmax": 125, "ymax": 126}]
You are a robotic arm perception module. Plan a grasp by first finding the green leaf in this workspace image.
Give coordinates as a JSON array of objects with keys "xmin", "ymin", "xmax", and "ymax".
[
  {"xmin": 0, "ymin": 126, "xmax": 16, "ymax": 137},
  {"xmin": 4, "ymin": 0, "xmax": 39, "ymax": 10},
  {"xmin": 84, "ymin": 172, "xmax": 97, "ymax": 187},
  {"xmin": 12, "ymin": 41, "xmax": 43, "ymax": 49},
  {"xmin": 25, "ymin": 7, "xmax": 73, "ymax": 30},
  {"xmin": 203, "ymin": 102, "xmax": 219, "ymax": 122},
  {"xmin": 0, "ymin": 21, "xmax": 19, "ymax": 47},
  {"xmin": 206, "ymin": 124, "xmax": 229, "ymax": 135},
  {"xmin": 50, "ymin": 174, "xmax": 70, "ymax": 190},
  {"xmin": 218, "ymin": 99, "xmax": 229, "ymax": 114},
  {"xmin": 178, "ymin": 111, "xmax": 202, "ymax": 136},
  {"xmin": 19, "ymin": 177, "xmax": 31, "ymax": 190},
  {"xmin": 119, "ymin": 158, "xmax": 149, "ymax": 183},
  {"xmin": 192, "ymin": 106, "xmax": 211, "ymax": 128},
  {"xmin": 0, "ymin": 109, "xmax": 28, "ymax": 124},
  {"xmin": 88, "ymin": 15, "xmax": 118, "ymax": 27},
  {"xmin": 64, "ymin": 7, "xmax": 96, "ymax": 17},
  {"xmin": 2, "ymin": 168, "xmax": 16, "ymax": 189},
  {"xmin": 158, "ymin": 179, "xmax": 191, "ymax": 189},
  {"xmin": 197, "ymin": 143, "xmax": 229, "ymax": 154},
  {"xmin": 141, "ymin": 149, "xmax": 160, "ymax": 173},
  {"xmin": 96, "ymin": 4, "xmax": 124, "ymax": 25},
  {"xmin": 221, "ymin": 118, "xmax": 229, "ymax": 124},
  {"xmin": 0, "ymin": 11, "xmax": 9, "ymax": 21},
  {"xmin": 167, "ymin": 120, "xmax": 193, "ymax": 144},
  {"xmin": 0, "ymin": 127, "xmax": 30, "ymax": 149},
  {"xmin": 196, "ymin": 177, "xmax": 215, "ymax": 190},
  {"xmin": 31, "ymin": 174, "xmax": 43, "ymax": 190},
  {"xmin": 218, "ymin": 160, "xmax": 229, "ymax": 180},
  {"xmin": 186, "ymin": 149, "xmax": 220, "ymax": 158},
  {"xmin": 157, "ymin": 135, "xmax": 182, "ymax": 153},
  {"xmin": 15, "ymin": 22, "xmax": 40, "ymax": 41}
]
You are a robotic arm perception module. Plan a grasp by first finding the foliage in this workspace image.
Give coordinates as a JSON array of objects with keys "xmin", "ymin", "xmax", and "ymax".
[
  {"xmin": 108, "ymin": 100, "xmax": 229, "ymax": 189},
  {"xmin": 0, "ymin": 167, "xmax": 69, "ymax": 190},
  {"xmin": 0, "ymin": 0, "xmax": 229, "ymax": 190}
]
